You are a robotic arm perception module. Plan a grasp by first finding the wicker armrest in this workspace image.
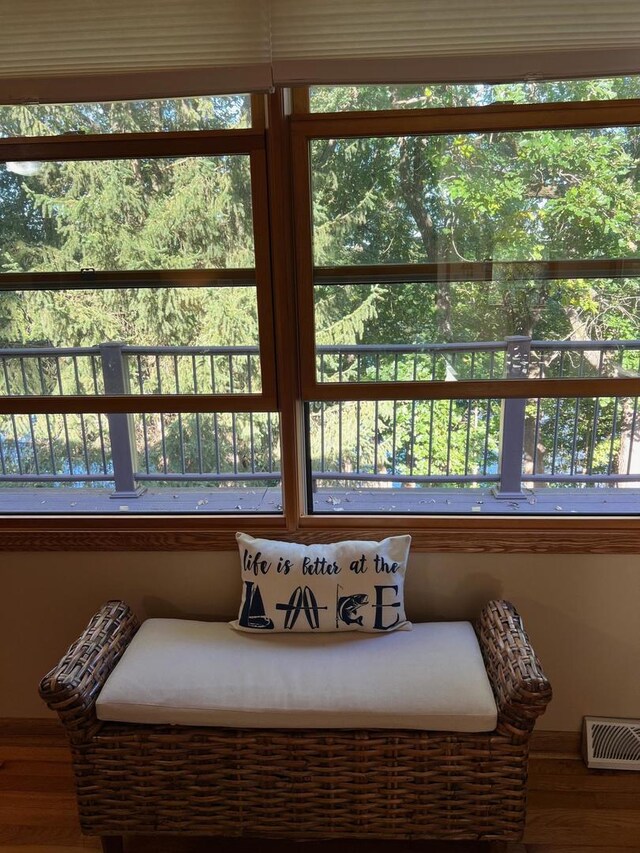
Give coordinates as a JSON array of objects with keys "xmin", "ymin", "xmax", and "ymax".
[
  {"xmin": 476, "ymin": 599, "xmax": 552, "ymax": 741},
  {"xmin": 39, "ymin": 600, "xmax": 139, "ymax": 743}
]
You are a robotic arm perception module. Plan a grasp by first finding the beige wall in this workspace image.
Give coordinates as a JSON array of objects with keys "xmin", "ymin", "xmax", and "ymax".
[{"xmin": 2, "ymin": 549, "xmax": 639, "ymax": 730}]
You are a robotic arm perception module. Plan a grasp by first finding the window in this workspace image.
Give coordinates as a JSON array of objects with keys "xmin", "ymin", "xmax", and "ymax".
[
  {"xmin": 0, "ymin": 95, "xmax": 282, "ymax": 515},
  {"xmin": 2, "ymin": 84, "xmax": 640, "ymax": 548},
  {"xmin": 291, "ymin": 83, "xmax": 640, "ymax": 519}
]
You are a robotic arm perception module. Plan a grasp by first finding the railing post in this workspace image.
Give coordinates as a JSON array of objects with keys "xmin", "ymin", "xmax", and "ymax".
[
  {"xmin": 100, "ymin": 342, "xmax": 145, "ymax": 499},
  {"xmin": 492, "ymin": 336, "xmax": 531, "ymax": 501}
]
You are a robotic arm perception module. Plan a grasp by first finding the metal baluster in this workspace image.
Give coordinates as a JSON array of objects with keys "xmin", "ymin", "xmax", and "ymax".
[
  {"xmin": 2, "ymin": 357, "xmax": 12, "ymax": 396},
  {"xmin": 428, "ymin": 355, "xmax": 436, "ymax": 476},
  {"xmin": 484, "ymin": 352, "xmax": 497, "ymax": 477},
  {"xmin": 446, "ymin": 399, "xmax": 453, "ymax": 476},
  {"xmin": 174, "ymin": 354, "xmax": 186, "ymax": 475},
  {"xmin": 38, "ymin": 357, "xmax": 57, "ymax": 475},
  {"xmin": 247, "ymin": 354, "xmax": 255, "ymax": 473},
  {"xmin": 628, "ymin": 397, "xmax": 639, "ymax": 475},
  {"xmin": 409, "ymin": 355, "xmax": 417, "ymax": 477},
  {"xmin": 267, "ymin": 412, "xmax": 273, "ymax": 473},
  {"xmin": 210, "ymin": 356, "xmax": 221, "ymax": 473},
  {"xmin": 338, "ymin": 357, "xmax": 344, "ymax": 474},
  {"xmin": 156, "ymin": 359, "xmax": 168, "ymax": 475},
  {"xmin": 588, "ymin": 398, "xmax": 600, "ymax": 476},
  {"xmin": 320, "ymin": 355, "xmax": 325, "ymax": 476},
  {"xmin": 320, "ymin": 401, "xmax": 325, "ymax": 476},
  {"xmin": 391, "ymin": 354, "xmax": 398, "ymax": 475},
  {"xmin": 551, "ymin": 353, "xmax": 564, "ymax": 475},
  {"xmin": 464, "ymin": 400, "xmax": 472, "ymax": 476},
  {"xmin": 570, "ymin": 398, "xmax": 581, "ymax": 475},
  {"xmin": 63, "ymin": 413, "xmax": 74, "ymax": 476},
  {"xmin": 570, "ymin": 350, "xmax": 587, "ymax": 475},
  {"xmin": 136, "ymin": 356, "xmax": 150, "ymax": 474},
  {"xmin": 0, "ymin": 429, "xmax": 6, "ymax": 474},
  {"xmin": 19, "ymin": 355, "xmax": 39, "ymax": 474},
  {"xmin": 25, "ymin": 413, "xmax": 39, "ymax": 476},
  {"xmin": 338, "ymin": 401, "xmax": 343, "ymax": 475},
  {"xmin": 90, "ymin": 356, "xmax": 108, "ymax": 474},
  {"xmin": 19, "ymin": 357, "xmax": 30, "ymax": 394},
  {"xmin": 374, "ymin": 355, "xmax": 380, "ymax": 474},
  {"xmin": 0, "ymin": 356, "xmax": 7, "ymax": 395},
  {"xmin": 96, "ymin": 414, "xmax": 109, "ymax": 476},
  {"xmin": 193, "ymin": 355, "xmax": 203, "ymax": 473},
  {"xmin": 53, "ymin": 357, "xmax": 74, "ymax": 475},
  {"xmin": 160, "ymin": 414, "xmax": 168, "ymax": 475},
  {"xmin": 609, "ymin": 398, "xmax": 620, "ymax": 476},
  {"xmin": 230, "ymin": 361, "xmax": 238, "ymax": 475},
  {"xmin": 532, "ymin": 397, "xmax": 542, "ymax": 475},
  {"xmin": 482, "ymin": 399, "xmax": 492, "ymax": 476},
  {"xmin": 72, "ymin": 356, "xmax": 91, "ymax": 474},
  {"xmin": 355, "ymin": 355, "xmax": 361, "ymax": 473}
]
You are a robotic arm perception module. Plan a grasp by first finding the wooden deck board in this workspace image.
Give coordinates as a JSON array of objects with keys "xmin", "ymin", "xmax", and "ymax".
[
  {"xmin": 0, "ymin": 484, "xmax": 638, "ymax": 514},
  {"xmin": 0, "ymin": 486, "xmax": 283, "ymax": 514}
]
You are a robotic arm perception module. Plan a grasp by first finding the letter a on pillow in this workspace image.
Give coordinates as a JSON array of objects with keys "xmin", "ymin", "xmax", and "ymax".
[{"xmin": 232, "ymin": 533, "xmax": 412, "ymax": 633}]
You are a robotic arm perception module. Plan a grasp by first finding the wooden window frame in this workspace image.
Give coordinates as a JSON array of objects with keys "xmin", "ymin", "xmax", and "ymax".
[
  {"xmin": 2, "ymin": 89, "xmax": 640, "ymax": 551},
  {"xmin": 0, "ymin": 93, "xmax": 288, "ymax": 542},
  {"xmin": 289, "ymin": 90, "xmax": 640, "ymax": 552}
]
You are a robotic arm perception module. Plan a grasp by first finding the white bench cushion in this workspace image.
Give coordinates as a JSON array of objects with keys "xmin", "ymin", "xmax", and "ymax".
[{"xmin": 96, "ymin": 618, "xmax": 498, "ymax": 732}]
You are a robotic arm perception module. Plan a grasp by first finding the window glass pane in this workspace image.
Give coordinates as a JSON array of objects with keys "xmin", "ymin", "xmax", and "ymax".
[
  {"xmin": 1, "ymin": 154, "xmax": 254, "ymax": 272},
  {"xmin": 0, "ymin": 411, "xmax": 281, "ymax": 514},
  {"xmin": 0, "ymin": 286, "xmax": 261, "ymax": 395},
  {"xmin": 311, "ymin": 129, "xmax": 640, "ymax": 265},
  {"xmin": 314, "ymin": 279, "xmax": 640, "ymax": 382},
  {"xmin": 0, "ymin": 95, "xmax": 251, "ymax": 137},
  {"xmin": 307, "ymin": 399, "xmax": 640, "ymax": 515},
  {"xmin": 310, "ymin": 78, "xmax": 640, "ymax": 112}
]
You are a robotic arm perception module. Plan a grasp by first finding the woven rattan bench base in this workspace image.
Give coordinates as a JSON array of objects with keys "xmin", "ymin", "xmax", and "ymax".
[
  {"xmin": 40, "ymin": 600, "xmax": 551, "ymax": 844},
  {"xmin": 72, "ymin": 724, "xmax": 528, "ymax": 841}
]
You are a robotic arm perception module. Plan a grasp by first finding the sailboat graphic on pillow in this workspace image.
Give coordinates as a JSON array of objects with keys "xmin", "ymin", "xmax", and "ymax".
[{"xmin": 239, "ymin": 581, "xmax": 274, "ymax": 629}]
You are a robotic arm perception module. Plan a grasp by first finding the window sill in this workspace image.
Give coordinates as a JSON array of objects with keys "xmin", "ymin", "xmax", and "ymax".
[{"xmin": 1, "ymin": 513, "xmax": 639, "ymax": 552}]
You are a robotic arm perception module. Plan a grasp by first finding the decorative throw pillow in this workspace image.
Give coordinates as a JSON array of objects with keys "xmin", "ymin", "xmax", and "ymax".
[{"xmin": 232, "ymin": 532, "xmax": 412, "ymax": 633}]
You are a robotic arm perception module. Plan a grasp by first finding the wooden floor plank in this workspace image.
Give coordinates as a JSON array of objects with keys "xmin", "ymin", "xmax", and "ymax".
[
  {"xmin": 525, "ymin": 807, "xmax": 640, "ymax": 846},
  {"xmin": 0, "ymin": 759, "xmax": 74, "ymax": 779},
  {"xmin": 0, "ymin": 773, "xmax": 75, "ymax": 793},
  {"xmin": 529, "ymin": 789, "xmax": 640, "ymax": 810},
  {"xmin": 530, "ymin": 771, "xmax": 640, "ymax": 793},
  {"xmin": 0, "ymin": 746, "xmax": 71, "ymax": 763},
  {"xmin": 526, "ymin": 848, "xmax": 640, "ymax": 853}
]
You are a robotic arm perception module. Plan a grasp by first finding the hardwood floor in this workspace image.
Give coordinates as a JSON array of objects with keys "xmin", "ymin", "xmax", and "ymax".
[{"xmin": 1, "ymin": 723, "xmax": 639, "ymax": 852}]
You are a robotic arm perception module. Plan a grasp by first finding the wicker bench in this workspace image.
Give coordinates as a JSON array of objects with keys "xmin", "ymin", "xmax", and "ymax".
[{"xmin": 39, "ymin": 599, "xmax": 551, "ymax": 852}]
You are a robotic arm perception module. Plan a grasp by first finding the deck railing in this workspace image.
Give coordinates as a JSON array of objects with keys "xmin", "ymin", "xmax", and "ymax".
[{"xmin": 1, "ymin": 337, "xmax": 639, "ymax": 498}]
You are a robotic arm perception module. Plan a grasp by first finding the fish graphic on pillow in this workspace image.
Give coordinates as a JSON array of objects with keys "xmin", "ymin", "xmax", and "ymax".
[{"xmin": 336, "ymin": 593, "xmax": 369, "ymax": 627}]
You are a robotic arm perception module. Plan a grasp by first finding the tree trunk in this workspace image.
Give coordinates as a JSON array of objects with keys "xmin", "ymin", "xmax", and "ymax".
[{"xmin": 397, "ymin": 137, "xmax": 452, "ymax": 341}]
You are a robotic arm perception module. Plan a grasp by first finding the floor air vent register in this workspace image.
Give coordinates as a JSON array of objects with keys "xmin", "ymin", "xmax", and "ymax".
[{"xmin": 583, "ymin": 716, "xmax": 640, "ymax": 770}]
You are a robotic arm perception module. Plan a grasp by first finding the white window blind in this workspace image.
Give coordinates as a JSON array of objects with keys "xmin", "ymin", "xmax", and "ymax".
[
  {"xmin": 271, "ymin": 0, "xmax": 640, "ymax": 85},
  {"xmin": 1, "ymin": 0, "xmax": 639, "ymax": 103},
  {"xmin": 0, "ymin": 0, "xmax": 271, "ymax": 103}
]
